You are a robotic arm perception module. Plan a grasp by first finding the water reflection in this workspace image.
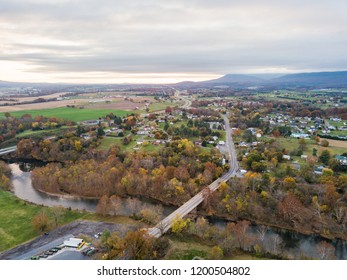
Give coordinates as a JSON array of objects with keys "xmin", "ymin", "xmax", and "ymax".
[
  {"xmin": 211, "ymin": 218, "xmax": 347, "ymax": 259},
  {"xmin": 7, "ymin": 161, "xmax": 347, "ymax": 259},
  {"xmin": 9, "ymin": 162, "xmax": 176, "ymax": 216}
]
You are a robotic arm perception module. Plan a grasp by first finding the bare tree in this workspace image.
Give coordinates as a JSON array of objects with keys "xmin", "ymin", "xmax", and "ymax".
[
  {"xmin": 109, "ymin": 195, "xmax": 122, "ymax": 216},
  {"xmin": 228, "ymin": 220, "xmax": 251, "ymax": 250},
  {"xmin": 51, "ymin": 206, "xmax": 65, "ymax": 227},
  {"xmin": 271, "ymin": 234, "xmax": 282, "ymax": 255},
  {"xmin": 256, "ymin": 225, "xmax": 267, "ymax": 244},
  {"xmin": 334, "ymin": 205, "xmax": 347, "ymax": 228},
  {"xmin": 126, "ymin": 197, "xmax": 142, "ymax": 217},
  {"xmin": 316, "ymin": 241, "xmax": 336, "ymax": 260},
  {"xmin": 202, "ymin": 187, "xmax": 212, "ymax": 214}
]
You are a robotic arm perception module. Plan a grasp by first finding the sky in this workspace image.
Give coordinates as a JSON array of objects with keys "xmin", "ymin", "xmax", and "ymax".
[{"xmin": 1, "ymin": 0, "xmax": 347, "ymax": 84}]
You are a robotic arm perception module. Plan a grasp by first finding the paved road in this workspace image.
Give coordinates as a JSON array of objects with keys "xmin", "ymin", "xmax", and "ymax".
[
  {"xmin": 0, "ymin": 146, "xmax": 17, "ymax": 156},
  {"xmin": 174, "ymin": 89, "xmax": 192, "ymax": 109},
  {"xmin": 0, "ymin": 220, "xmax": 137, "ymax": 260},
  {"xmin": 147, "ymin": 113, "xmax": 239, "ymax": 238}
]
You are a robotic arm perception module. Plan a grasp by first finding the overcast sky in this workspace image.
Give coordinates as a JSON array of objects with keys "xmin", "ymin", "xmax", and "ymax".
[{"xmin": 1, "ymin": 0, "xmax": 347, "ymax": 83}]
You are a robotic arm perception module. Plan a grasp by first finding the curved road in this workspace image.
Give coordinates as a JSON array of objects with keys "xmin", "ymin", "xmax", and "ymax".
[{"xmin": 147, "ymin": 111, "xmax": 239, "ymax": 238}]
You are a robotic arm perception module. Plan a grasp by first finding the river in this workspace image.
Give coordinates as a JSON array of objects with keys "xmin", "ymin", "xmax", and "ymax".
[
  {"xmin": 9, "ymin": 161, "xmax": 176, "ymax": 215},
  {"xmin": 7, "ymin": 161, "xmax": 347, "ymax": 259}
]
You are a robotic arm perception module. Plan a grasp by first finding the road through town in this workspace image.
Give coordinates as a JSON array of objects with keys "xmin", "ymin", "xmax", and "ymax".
[{"xmin": 147, "ymin": 109, "xmax": 239, "ymax": 238}]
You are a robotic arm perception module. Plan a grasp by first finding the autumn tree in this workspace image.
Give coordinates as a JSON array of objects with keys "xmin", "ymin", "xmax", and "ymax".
[
  {"xmin": 298, "ymin": 138, "xmax": 307, "ymax": 152},
  {"xmin": 277, "ymin": 193, "xmax": 305, "ymax": 227},
  {"xmin": 96, "ymin": 195, "xmax": 110, "ymax": 216},
  {"xmin": 126, "ymin": 198, "xmax": 142, "ymax": 217},
  {"xmin": 209, "ymin": 246, "xmax": 223, "ymax": 260},
  {"xmin": 283, "ymin": 177, "xmax": 297, "ymax": 189},
  {"xmin": 321, "ymin": 140, "xmax": 329, "ymax": 147},
  {"xmin": 171, "ymin": 215, "xmax": 190, "ymax": 235},
  {"xmin": 103, "ymin": 231, "xmax": 125, "ymax": 259},
  {"xmin": 140, "ymin": 205, "xmax": 163, "ymax": 225},
  {"xmin": 32, "ymin": 211, "xmax": 51, "ymax": 233},
  {"xmin": 319, "ymin": 150, "xmax": 331, "ymax": 165},
  {"xmin": 124, "ymin": 230, "xmax": 153, "ymax": 260},
  {"xmin": 228, "ymin": 220, "xmax": 251, "ymax": 250},
  {"xmin": 51, "ymin": 206, "xmax": 65, "ymax": 227}
]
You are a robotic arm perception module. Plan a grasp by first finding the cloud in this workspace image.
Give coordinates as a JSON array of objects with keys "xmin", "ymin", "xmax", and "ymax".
[{"xmin": 0, "ymin": 0, "xmax": 347, "ymax": 82}]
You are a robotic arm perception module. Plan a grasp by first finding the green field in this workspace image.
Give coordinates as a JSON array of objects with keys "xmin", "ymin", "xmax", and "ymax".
[
  {"xmin": 97, "ymin": 136, "xmax": 161, "ymax": 153},
  {"xmin": 271, "ymin": 137, "xmax": 346, "ymax": 156},
  {"xmin": 16, "ymin": 126, "xmax": 72, "ymax": 139},
  {"xmin": 146, "ymin": 101, "xmax": 175, "ymax": 112},
  {"xmin": 2, "ymin": 107, "xmax": 130, "ymax": 122},
  {"xmin": 165, "ymin": 236, "xmax": 267, "ymax": 260},
  {"xmin": 0, "ymin": 190, "xmax": 86, "ymax": 252}
]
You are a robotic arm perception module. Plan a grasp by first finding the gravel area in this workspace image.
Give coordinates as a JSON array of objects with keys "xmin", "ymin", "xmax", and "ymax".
[{"xmin": 0, "ymin": 220, "xmax": 137, "ymax": 260}]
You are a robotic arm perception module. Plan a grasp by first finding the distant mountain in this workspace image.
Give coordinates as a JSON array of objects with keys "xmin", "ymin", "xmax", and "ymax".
[
  {"xmin": 271, "ymin": 71, "xmax": 347, "ymax": 87},
  {"xmin": 176, "ymin": 71, "xmax": 347, "ymax": 88},
  {"xmin": 202, "ymin": 74, "xmax": 264, "ymax": 85}
]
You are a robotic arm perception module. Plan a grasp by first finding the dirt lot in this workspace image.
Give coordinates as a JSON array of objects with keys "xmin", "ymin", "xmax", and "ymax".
[
  {"xmin": 0, "ymin": 96, "xmax": 151, "ymax": 113},
  {"xmin": 0, "ymin": 220, "xmax": 139, "ymax": 260},
  {"xmin": 0, "ymin": 99, "xmax": 84, "ymax": 112},
  {"xmin": 326, "ymin": 139, "xmax": 347, "ymax": 149}
]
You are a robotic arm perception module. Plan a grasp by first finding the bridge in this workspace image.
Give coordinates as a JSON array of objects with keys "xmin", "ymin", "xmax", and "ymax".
[
  {"xmin": 0, "ymin": 146, "xmax": 17, "ymax": 156},
  {"xmin": 147, "ymin": 113, "xmax": 239, "ymax": 238}
]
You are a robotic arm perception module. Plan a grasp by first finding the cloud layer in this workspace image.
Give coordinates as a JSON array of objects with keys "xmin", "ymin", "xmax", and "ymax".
[{"xmin": 1, "ymin": 0, "xmax": 347, "ymax": 82}]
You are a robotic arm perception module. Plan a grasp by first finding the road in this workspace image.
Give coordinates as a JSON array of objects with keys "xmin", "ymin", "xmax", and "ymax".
[
  {"xmin": 0, "ymin": 146, "xmax": 17, "ymax": 156},
  {"xmin": 147, "ymin": 112, "xmax": 239, "ymax": 238},
  {"xmin": 173, "ymin": 89, "xmax": 192, "ymax": 109}
]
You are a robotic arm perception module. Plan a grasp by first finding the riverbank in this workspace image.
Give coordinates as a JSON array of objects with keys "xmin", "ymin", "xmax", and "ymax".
[
  {"xmin": 0, "ymin": 189, "xmax": 87, "ymax": 252},
  {"xmin": 6, "ymin": 161, "xmax": 347, "ymax": 259},
  {"xmin": 199, "ymin": 210, "xmax": 347, "ymax": 242}
]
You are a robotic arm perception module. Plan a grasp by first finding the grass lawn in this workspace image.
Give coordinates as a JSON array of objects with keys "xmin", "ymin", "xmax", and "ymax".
[
  {"xmin": 2, "ymin": 107, "xmax": 130, "ymax": 122},
  {"xmin": 0, "ymin": 190, "xmax": 86, "ymax": 252},
  {"xmin": 96, "ymin": 137, "xmax": 121, "ymax": 151},
  {"xmin": 164, "ymin": 238, "xmax": 210, "ymax": 260},
  {"xmin": 147, "ymin": 101, "xmax": 175, "ymax": 112},
  {"xmin": 97, "ymin": 136, "xmax": 161, "ymax": 153},
  {"xmin": 16, "ymin": 126, "xmax": 73, "ymax": 139},
  {"xmin": 165, "ymin": 236, "xmax": 268, "ymax": 260},
  {"xmin": 323, "ymin": 130, "xmax": 347, "ymax": 136},
  {"xmin": 271, "ymin": 137, "xmax": 346, "ymax": 156}
]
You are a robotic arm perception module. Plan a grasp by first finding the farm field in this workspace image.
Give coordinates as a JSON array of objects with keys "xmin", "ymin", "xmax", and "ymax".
[
  {"xmin": 271, "ymin": 137, "xmax": 346, "ymax": 156},
  {"xmin": 1, "ymin": 107, "xmax": 130, "ymax": 122}
]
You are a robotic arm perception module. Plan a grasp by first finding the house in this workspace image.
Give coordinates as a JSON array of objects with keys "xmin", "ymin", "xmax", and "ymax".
[
  {"xmin": 283, "ymin": 155, "xmax": 291, "ymax": 160},
  {"xmin": 314, "ymin": 166, "xmax": 324, "ymax": 175},
  {"xmin": 290, "ymin": 133, "xmax": 310, "ymax": 138},
  {"xmin": 81, "ymin": 133, "xmax": 91, "ymax": 140},
  {"xmin": 335, "ymin": 155, "xmax": 347, "ymax": 166},
  {"xmin": 64, "ymin": 238, "xmax": 84, "ymax": 248},
  {"xmin": 137, "ymin": 131, "xmax": 149, "ymax": 135},
  {"xmin": 239, "ymin": 142, "xmax": 249, "ymax": 148}
]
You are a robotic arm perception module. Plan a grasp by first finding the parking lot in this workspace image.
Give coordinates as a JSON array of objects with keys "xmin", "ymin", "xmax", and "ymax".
[{"xmin": 0, "ymin": 220, "xmax": 137, "ymax": 260}]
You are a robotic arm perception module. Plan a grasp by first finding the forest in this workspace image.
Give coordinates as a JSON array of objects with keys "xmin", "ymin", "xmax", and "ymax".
[{"xmin": 31, "ymin": 139, "xmax": 225, "ymax": 205}]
